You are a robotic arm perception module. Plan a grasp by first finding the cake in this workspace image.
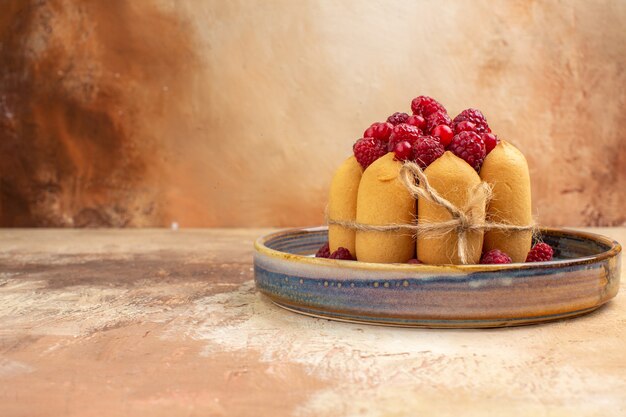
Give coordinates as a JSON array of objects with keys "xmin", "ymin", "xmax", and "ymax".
[{"xmin": 319, "ymin": 95, "xmax": 553, "ymax": 265}]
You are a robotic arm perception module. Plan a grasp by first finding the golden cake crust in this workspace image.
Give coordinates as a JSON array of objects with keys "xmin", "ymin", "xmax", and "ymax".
[
  {"xmin": 328, "ymin": 156, "xmax": 363, "ymax": 254},
  {"xmin": 417, "ymin": 151, "xmax": 486, "ymax": 264},
  {"xmin": 480, "ymin": 140, "xmax": 533, "ymax": 262},
  {"xmin": 355, "ymin": 153, "xmax": 416, "ymax": 263}
]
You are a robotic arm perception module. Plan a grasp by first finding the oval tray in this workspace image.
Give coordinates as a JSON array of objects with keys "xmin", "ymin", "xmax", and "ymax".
[{"xmin": 253, "ymin": 227, "xmax": 621, "ymax": 328}]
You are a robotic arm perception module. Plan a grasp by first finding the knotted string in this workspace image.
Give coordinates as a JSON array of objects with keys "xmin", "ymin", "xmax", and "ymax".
[{"xmin": 327, "ymin": 161, "xmax": 535, "ymax": 264}]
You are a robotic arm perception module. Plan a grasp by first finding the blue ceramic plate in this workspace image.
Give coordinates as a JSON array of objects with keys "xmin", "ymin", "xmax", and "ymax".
[{"xmin": 254, "ymin": 227, "xmax": 621, "ymax": 328}]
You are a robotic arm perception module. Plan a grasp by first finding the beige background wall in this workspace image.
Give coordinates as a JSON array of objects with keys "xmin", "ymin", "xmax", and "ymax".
[{"xmin": 1, "ymin": 0, "xmax": 625, "ymax": 227}]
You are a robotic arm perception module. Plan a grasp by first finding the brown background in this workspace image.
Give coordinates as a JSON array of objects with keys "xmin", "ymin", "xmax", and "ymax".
[{"xmin": 1, "ymin": 0, "xmax": 625, "ymax": 228}]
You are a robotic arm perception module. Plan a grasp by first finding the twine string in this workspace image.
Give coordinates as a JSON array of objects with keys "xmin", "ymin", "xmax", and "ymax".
[{"xmin": 327, "ymin": 161, "xmax": 535, "ymax": 264}]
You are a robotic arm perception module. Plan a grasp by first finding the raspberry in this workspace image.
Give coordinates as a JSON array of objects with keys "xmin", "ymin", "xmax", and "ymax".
[
  {"xmin": 364, "ymin": 122, "xmax": 394, "ymax": 142},
  {"xmin": 452, "ymin": 108, "xmax": 491, "ymax": 134},
  {"xmin": 353, "ymin": 138, "xmax": 387, "ymax": 169},
  {"xmin": 482, "ymin": 133, "xmax": 499, "ymax": 154},
  {"xmin": 526, "ymin": 243, "xmax": 554, "ymax": 262},
  {"xmin": 448, "ymin": 131, "xmax": 486, "ymax": 171},
  {"xmin": 315, "ymin": 242, "xmax": 330, "ymax": 258},
  {"xmin": 411, "ymin": 96, "xmax": 446, "ymax": 117},
  {"xmin": 480, "ymin": 249, "xmax": 512, "ymax": 264},
  {"xmin": 329, "ymin": 247, "xmax": 355, "ymax": 260},
  {"xmin": 391, "ymin": 123, "xmax": 422, "ymax": 138},
  {"xmin": 387, "ymin": 112, "xmax": 410, "ymax": 125},
  {"xmin": 388, "ymin": 123, "xmax": 422, "ymax": 151},
  {"xmin": 406, "ymin": 115, "xmax": 426, "ymax": 130},
  {"xmin": 431, "ymin": 124, "xmax": 454, "ymax": 147},
  {"xmin": 413, "ymin": 136, "xmax": 445, "ymax": 169},
  {"xmin": 407, "ymin": 258, "xmax": 422, "ymax": 264},
  {"xmin": 425, "ymin": 111, "xmax": 452, "ymax": 134},
  {"xmin": 393, "ymin": 141, "xmax": 413, "ymax": 161}
]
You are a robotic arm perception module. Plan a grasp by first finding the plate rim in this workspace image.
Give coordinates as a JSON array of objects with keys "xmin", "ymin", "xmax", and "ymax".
[{"xmin": 254, "ymin": 226, "xmax": 622, "ymax": 272}]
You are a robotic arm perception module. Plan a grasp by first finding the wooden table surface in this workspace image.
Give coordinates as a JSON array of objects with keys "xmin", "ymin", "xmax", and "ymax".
[{"xmin": 1, "ymin": 228, "xmax": 624, "ymax": 417}]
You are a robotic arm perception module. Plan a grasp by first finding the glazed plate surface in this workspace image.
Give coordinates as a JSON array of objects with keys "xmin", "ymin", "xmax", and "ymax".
[{"xmin": 254, "ymin": 227, "xmax": 621, "ymax": 328}]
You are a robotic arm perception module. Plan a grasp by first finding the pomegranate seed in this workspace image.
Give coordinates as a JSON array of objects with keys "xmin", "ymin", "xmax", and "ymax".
[
  {"xmin": 431, "ymin": 124, "xmax": 454, "ymax": 147},
  {"xmin": 393, "ymin": 140, "xmax": 413, "ymax": 161},
  {"xmin": 482, "ymin": 133, "xmax": 499, "ymax": 154},
  {"xmin": 363, "ymin": 122, "xmax": 394, "ymax": 141}
]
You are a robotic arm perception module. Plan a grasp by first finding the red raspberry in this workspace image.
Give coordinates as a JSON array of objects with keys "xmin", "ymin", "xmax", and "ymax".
[
  {"xmin": 353, "ymin": 138, "xmax": 387, "ymax": 169},
  {"xmin": 407, "ymin": 258, "xmax": 422, "ymax": 264},
  {"xmin": 425, "ymin": 111, "xmax": 452, "ymax": 134},
  {"xmin": 482, "ymin": 133, "xmax": 499, "ymax": 154},
  {"xmin": 364, "ymin": 122, "xmax": 394, "ymax": 142},
  {"xmin": 455, "ymin": 120, "xmax": 476, "ymax": 133},
  {"xmin": 393, "ymin": 141, "xmax": 413, "ymax": 161},
  {"xmin": 411, "ymin": 96, "xmax": 446, "ymax": 117},
  {"xmin": 388, "ymin": 123, "xmax": 422, "ymax": 151},
  {"xmin": 387, "ymin": 112, "xmax": 410, "ymax": 125},
  {"xmin": 526, "ymin": 243, "xmax": 554, "ymax": 262},
  {"xmin": 413, "ymin": 136, "xmax": 445, "ymax": 169},
  {"xmin": 448, "ymin": 131, "xmax": 486, "ymax": 171},
  {"xmin": 452, "ymin": 108, "xmax": 491, "ymax": 134},
  {"xmin": 431, "ymin": 125, "xmax": 454, "ymax": 147},
  {"xmin": 406, "ymin": 115, "xmax": 426, "ymax": 130},
  {"xmin": 480, "ymin": 249, "xmax": 512, "ymax": 264},
  {"xmin": 391, "ymin": 123, "xmax": 422, "ymax": 137},
  {"xmin": 329, "ymin": 247, "xmax": 355, "ymax": 260},
  {"xmin": 315, "ymin": 242, "xmax": 330, "ymax": 258}
]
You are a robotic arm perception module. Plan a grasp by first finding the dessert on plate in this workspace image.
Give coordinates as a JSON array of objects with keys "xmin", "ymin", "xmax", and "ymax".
[{"xmin": 253, "ymin": 96, "xmax": 620, "ymax": 327}]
